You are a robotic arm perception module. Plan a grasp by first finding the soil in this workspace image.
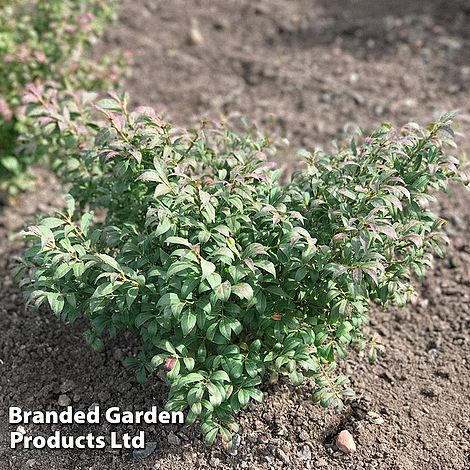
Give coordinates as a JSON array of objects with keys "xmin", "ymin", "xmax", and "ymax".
[{"xmin": 1, "ymin": 1, "xmax": 470, "ymax": 469}]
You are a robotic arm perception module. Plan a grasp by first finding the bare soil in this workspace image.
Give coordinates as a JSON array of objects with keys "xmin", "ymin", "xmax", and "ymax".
[{"xmin": 1, "ymin": 1, "xmax": 470, "ymax": 469}]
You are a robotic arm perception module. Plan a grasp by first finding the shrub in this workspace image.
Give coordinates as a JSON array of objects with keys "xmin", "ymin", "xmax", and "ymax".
[
  {"xmin": 16, "ymin": 94, "xmax": 468, "ymax": 447},
  {"xmin": 0, "ymin": 0, "xmax": 124, "ymax": 195}
]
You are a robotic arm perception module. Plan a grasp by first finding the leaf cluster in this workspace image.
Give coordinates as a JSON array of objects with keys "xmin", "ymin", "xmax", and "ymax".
[
  {"xmin": 16, "ymin": 94, "xmax": 468, "ymax": 446},
  {"xmin": 0, "ymin": 0, "xmax": 125, "ymax": 195}
]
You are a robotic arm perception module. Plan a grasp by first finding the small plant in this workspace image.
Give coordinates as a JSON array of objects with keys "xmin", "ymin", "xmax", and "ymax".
[
  {"xmin": 16, "ymin": 93, "xmax": 468, "ymax": 447},
  {"xmin": 0, "ymin": 0, "xmax": 124, "ymax": 195}
]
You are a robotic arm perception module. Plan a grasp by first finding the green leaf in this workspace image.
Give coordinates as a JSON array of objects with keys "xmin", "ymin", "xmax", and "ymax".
[
  {"xmin": 181, "ymin": 309, "xmax": 197, "ymax": 336},
  {"xmin": 214, "ymin": 281, "xmax": 231, "ymax": 302},
  {"xmin": 231, "ymin": 283, "xmax": 254, "ymax": 301},
  {"xmin": 54, "ymin": 263, "xmax": 72, "ymax": 279},
  {"xmin": 177, "ymin": 373, "xmax": 205, "ymax": 387},
  {"xmin": 155, "ymin": 218, "xmax": 172, "ymax": 237},
  {"xmin": 97, "ymin": 254, "xmax": 121, "ymax": 271},
  {"xmin": 47, "ymin": 293, "xmax": 64, "ymax": 315},
  {"xmin": 254, "ymin": 260, "xmax": 276, "ymax": 277},
  {"xmin": 218, "ymin": 317, "xmax": 232, "ymax": 340},
  {"xmin": 64, "ymin": 194, "xmax": 75, "ymax": 217},
  {"xmin": 41, "ymin": 217, "xmax": 66, "ymax": 229},
  {"xmin": 136, "ymin": 368, "xmax": 147, "ymax": 384},
  {"xmin": 202, "ymin": 203, "xmax": 216, "ymax": 223},
  {"xmin": 237, "ymin": 388, "xmax": 249, "ymax": 407},
  {"xmin": 93, "ymin": 281, "xmax": 122, "ymax": 298},
  {"xmin": 154, "ymin": 184, "xmax": 172, "ymax": 198},
  {"xmin": 139, "ymin": 170, "xmax": 162, "ymax": 183},
  {"xmin": 211, "ymin": 370, "xmax": 230, "ymax": 382},
  {"xmin": 126, "ymin": 287, "xmax": 139, "ymax": 308},
  {"xmin": 337, "ymin": 188, "xmax": 356, "ymax": 200},
  {"xmin": 248, "ymin": 388, "xmax": 264, "ymax": 402},
  {"xmin": 203, "ymin": 426, "xmax": 219, "ymax": 446},
  {"xmin": 167, "ymin": 261, "xmax": 196, "ymax": 277},
  {"xmin": 245, "ymin": 360, "xmax": 258, "ymax": 378},
  {"xmin": 79, "ymin": 212, "xmax": 94, "ymax": 235},
  {"xmin": 135, "ymin": 312, "xmax": 154, "ymax": 327},
  {"xmin": 166, "ymin": 236, "xmax": 193, "ymax": 248},
  {"xmin": 207, "ymin": 382, "xmax": 223, "ymax": 407},
  {"xmin": 200, "ymin": 258, "xmax": 216, "ymax": 279}
]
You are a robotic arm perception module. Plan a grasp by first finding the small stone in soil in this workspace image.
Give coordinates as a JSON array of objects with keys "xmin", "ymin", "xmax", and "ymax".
[
  {"xmin": 16, "ymin": 425, "xmax": 26, "ymax": 435},
  {"xmin": 167, "ymin": 432, "xmax": 181, "ymax": 445},
  {"xmin": 277, "ymin": 448, "xmax": 290, "ymax": 464},
  {"xmin": 59, "ymin": 379, "xmax": 75, "ymax": 394},
  {"xmin": 225, "ymin": 433, "xmax": 241, "ymax": 456},
  {"xmin": 88, "ymin": 402, "xmax": 99, "ymax": 412},
  {"xmin": 133, "ymin": 441, "xmax": 157, "ymax": 459},
  {"xmin": 315, "ymin": 458, "xmax": 329, "ymax": 467},
  {"xmin": 336, "ymin": 430, "xmax": 357, "ymax": 454},
  {"xmin": 26, "ymin": 459, "xmax": 36, "ymax": 468},
  {"xmin": 297, "ymin": 444, "xmax": 312, "ymax": 460},
  {"xmin": 58, "ymin": 394, "xmax": 71, "ymax": 407},
  {"xmin": 188, "ymin": 19, "xmax": 204, "ymax": 46},
  {"xmin": 367, "ymin": 411, "xmax": 385, "ymax": 425},
  {"xmin": 264, "ymin": 455, "xmax": 274, "ymax": 464}
]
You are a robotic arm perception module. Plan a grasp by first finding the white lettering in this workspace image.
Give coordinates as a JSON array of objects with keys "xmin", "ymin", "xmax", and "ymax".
[
  {"xmin": 10, "ymin": 432, "xmax": 23, "ymax": 448},
  {"xmin": 9, "ymin": 407, "xmax": 23, "ymax": 424},
  {"xmin": 105, "ymin": 407, "xmax": 121, "ymax": 424},
  {"xmin": 159, "ymin": 411, "xmax": 170, "ymax": 424}
]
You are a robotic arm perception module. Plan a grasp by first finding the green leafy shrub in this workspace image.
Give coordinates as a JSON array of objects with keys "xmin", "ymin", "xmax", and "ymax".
[
  {"xmin": 16, "ymin": 94, "xmax": 468, "ymax": 447},
  {"xmin": 0, "ymin": 0, "xmax": 124, "ymax": 195}
]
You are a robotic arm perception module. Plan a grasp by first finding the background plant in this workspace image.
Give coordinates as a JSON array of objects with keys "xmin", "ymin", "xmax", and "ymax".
[
  {"xmin": 0, "ymin": 0, "xmax": 124, "ymax": 196},
  {"xmin": 16, "ymin": 93, "xmax": 468, "ymax": 447}
]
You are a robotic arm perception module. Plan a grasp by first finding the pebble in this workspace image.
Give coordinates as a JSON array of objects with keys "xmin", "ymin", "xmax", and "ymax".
[
  {"xmin": 246, "ymin": 433, "xmax": 257, "ymax": 443},
  {"xmin": 419, "ymin": 298, "xmax": 429, "ymax": 309},
  {"xmin": 297, "ymin": 444, "xmax": 312, "ymax": 460},
  {"xmin": 167, "ymin": 432, "xmax": 181, "ymax": 445},
  {"xmin": 26, "ymin": 459, "xmax": 36, "ymax": 468},
  {"xmin": 437, "ymin": 36, "xmax": 462, "ymax": 50},
  {"xmin": 277, "ymin": 448, "xmax": 290, "ymax": 464},
  {"xmin": 113, "ymin": 348, "xmax": 124, "ymax": 361},
  {"xmin": 349, "ymin": 73, "xmax": 359, "ymax": 84},
  {"xmin": 16, "ymin": 425, "xmax": 26, "ymax": 435},
  {"xmin": 299, "ymin": 430, "xmax": 310, "ymax": 441},
  {"xmin": 59, "ymin": 379, "xmax": 75, "ymax": 394},
  {"xmin": 315, "ymin": 458, "xmax": 329, "ymax": 467},
  {"xmin": 336, "ymin": 430, "xmax": 357, "ymax": 454},
  {"xmin": 133, "ymin": 441, "xmax": 157, "ymax": 459},
  {"xmin": 427, "ymin": 348, "xmax": 438, "ymax": 358},
  {"xmin": 58, "ymin": 394, "xmax": 71, "ymax": 407},
  {"xmin": 226, "ymin": 433, "xmax": 241, "ymax": 456},
  {"xmin": 367, "ymin": 411, "xmax": 385, "ymax": 425},
  {"xmin": 374, "ymin": 105, "xmax": 385, "ymax": 116},
  {"xmin": 403, "ymin": 97, "xmax": 417, "ymax": 108},
  {"xmin": 264, "ymin": 455, "xmax": 274, "ymax": 464},
  {"xmin": 98, "ymin": 391, "xmax": 110, "ymax": 401},
  {"xmin": 188, "ymin": 19, "xmax": 204, "ymax": 46}
]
